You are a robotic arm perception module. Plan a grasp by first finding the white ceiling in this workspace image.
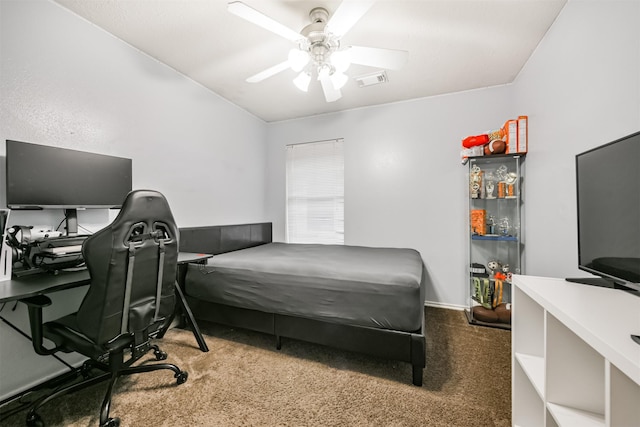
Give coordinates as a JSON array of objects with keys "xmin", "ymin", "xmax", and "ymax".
[{"xmin": 53, "ymin": 0, "xmax": 567, "ymax": 123}]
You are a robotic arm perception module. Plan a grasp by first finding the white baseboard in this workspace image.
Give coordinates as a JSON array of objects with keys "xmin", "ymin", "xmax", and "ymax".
[{"xmin": 424, "ymin": 300, "xmax": 466, "ymax": 311}]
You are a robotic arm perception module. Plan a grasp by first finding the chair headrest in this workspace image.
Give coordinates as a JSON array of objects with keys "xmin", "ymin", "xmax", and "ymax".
[{"xmin": 108, "ymin": 190, "xmax": 177, "ymax": 246}]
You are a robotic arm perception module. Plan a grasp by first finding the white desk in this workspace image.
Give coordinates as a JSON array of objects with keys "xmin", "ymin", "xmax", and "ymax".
[{"xmin": 511, "ymin": 275, "xmax": 640, "ymax": 427}]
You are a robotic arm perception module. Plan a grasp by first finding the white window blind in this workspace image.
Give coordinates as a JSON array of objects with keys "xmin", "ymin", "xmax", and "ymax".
[{"xmin": 286, "ymin": 139, "xmax": 344, "ymax": 244}]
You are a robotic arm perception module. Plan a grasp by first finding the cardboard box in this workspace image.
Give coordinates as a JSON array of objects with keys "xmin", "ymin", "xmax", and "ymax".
[
  {"xmin": 505, "ymin": 120, "xmax": 518, "ymax": 154},
  {"xmin": 517, "ymin": 115, "xmax": 528, "ymax": 153},
  {"xmin": 470, "ymin": 209, "xmax": 487, "ymax": 235}
]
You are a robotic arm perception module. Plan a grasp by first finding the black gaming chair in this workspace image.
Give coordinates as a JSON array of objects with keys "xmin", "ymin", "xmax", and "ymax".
[{"xmin": 22, "ymin": 190, "xmax": 188, "ymax": 427}]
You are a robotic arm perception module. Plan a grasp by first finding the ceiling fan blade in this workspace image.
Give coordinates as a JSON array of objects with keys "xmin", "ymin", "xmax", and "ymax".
[
  {"xmin": 228, "ymin": 1, "xmax": 301, "ymax": 42},
  {"xmin": 327, "ymin": 0, "xmax": 375, "ymax": 37},
  {"xmin": 246, "ymin": 60, "xmax": 291, "ymax": 83},
  {"xmin": 347, "ymin": 46, "xmax": 409, "ymax": 70},
  {"xmin": 320, "ymin": 77, "xmax": 342, "ymax": 102}
]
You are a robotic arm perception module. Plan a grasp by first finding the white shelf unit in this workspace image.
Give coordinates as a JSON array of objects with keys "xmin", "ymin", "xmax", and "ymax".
[{"xmin": 512, "ymin": 275, "xmax": 640, "ymax": 427}]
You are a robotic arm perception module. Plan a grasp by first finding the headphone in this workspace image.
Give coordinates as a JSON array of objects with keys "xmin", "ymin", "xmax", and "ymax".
[{"xmin": 6, "ymin": 225, "xmax": 33, "ymax": 264}]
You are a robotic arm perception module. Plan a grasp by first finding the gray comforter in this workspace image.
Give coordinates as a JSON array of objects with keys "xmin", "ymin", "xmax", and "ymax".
[{"xmin": 185, "ymin": 242, "xmax": 426, "ymax": 332}]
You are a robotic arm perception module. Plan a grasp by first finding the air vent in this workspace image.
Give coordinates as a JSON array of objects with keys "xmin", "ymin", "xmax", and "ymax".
[{"xmin": 354, "ymin": 71, "xmax": 388, "ymax": 87}]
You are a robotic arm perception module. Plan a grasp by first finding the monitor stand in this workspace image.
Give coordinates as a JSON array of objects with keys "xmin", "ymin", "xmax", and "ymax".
[
  {"xmin": 64, "ymin": 208, "xmax": 78, "ymax": 236},
  {"xmin": 565, "ymin": 277, "xmax": 618, "ymax": 288},
  {"xmin": 566, "ymin": 277, "xmax": 640, "ymax": 295}
]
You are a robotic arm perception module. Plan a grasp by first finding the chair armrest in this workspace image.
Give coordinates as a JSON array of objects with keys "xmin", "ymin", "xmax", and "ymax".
[{"xmin": 20, "ymin": 295, "xmax": 59, "ymax": 355}]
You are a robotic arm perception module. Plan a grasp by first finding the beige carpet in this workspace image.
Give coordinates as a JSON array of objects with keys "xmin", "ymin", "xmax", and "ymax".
[{"xmin": 1, "ymin": 307, "xmax": 511, "ymax": 426}]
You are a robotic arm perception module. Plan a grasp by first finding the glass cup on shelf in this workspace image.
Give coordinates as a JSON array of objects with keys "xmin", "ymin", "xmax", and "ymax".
[
  {"xmin": 499, "ymin": 217, "xmax": 510, "ymax": 236},
  {"xmin": 485, "ymin": 172, "xmax": 496, "ymax": 199}
]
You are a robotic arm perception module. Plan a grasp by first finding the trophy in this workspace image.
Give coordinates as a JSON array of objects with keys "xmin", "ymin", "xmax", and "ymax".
[
  {"xmin": 487, "ymin": 215, "xmax": 496, "ymax": 235},
  {"xmin": 505, "ymin": 172, "xmax": 518, "ymax": 198},
  {"xmin": 485, "ymin": 171, "xmax": 496, "ymax": 199},
  {"xmin": 496, "ymin": 165, "xmax": 508, "ymax": 181},
  {"xmin": 470, "ymin": 165, "xmax": 482, "ymax": 199}
]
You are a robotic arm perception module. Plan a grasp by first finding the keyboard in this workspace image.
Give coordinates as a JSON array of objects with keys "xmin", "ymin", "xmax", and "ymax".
[{"xmin": 39, "ymin": 236, "xmax": 89, "ymax": 255}]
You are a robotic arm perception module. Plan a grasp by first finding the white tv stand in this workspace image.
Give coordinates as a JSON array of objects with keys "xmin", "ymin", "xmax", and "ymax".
[{"xmin": 512, "ymin": 275, "xmax": 640, "ymax": 427}]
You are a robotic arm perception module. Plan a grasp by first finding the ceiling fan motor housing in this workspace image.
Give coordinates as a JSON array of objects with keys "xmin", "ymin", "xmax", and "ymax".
[
  {"xmin": 308, "ymin": 7, "xmax": 329, "ymax": 24},
  {"xmin": 300, "ymin": 7, "xmax": 340, "ymax": 69}
]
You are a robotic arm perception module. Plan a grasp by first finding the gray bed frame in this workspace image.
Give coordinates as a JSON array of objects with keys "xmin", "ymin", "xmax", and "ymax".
[{"xmin": 178, "ymin": 222, "xmax": 426, "ymax": 386}]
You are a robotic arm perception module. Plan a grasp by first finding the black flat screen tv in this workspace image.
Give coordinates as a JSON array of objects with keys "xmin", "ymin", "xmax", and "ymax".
[
  {"xmin": 5, "ymin": 140, "xmax": 132, "ymax": 234},
  {"xmin": 570, "ymin": 130, "xmax": 640, "ymax": 293}
]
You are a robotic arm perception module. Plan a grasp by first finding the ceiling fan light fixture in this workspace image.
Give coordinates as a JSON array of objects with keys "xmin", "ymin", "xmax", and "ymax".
[
  {"xmin": 293, "ymin": 71, "xmax": 311, "ymax": 92},
  {"xmin": 330, "ymin": 71, "xmax": 348, "ymax": 90},
  {"xmin": 317, "ymin": 63, "xmax": 331, "ymax": 81},
  {"xmin": 288, "ymin": 48, "xmax": 309, "ymax": 72}
]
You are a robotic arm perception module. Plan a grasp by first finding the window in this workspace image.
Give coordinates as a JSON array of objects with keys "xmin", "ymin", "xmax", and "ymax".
[{"xmin": 286, "ymin": 139, "xmax": 344, "ymax": 244}]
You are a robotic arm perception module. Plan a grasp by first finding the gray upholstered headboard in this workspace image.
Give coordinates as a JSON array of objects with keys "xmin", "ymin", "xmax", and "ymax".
[{"xmin": 179, "ymin": 222, "xmax": 272, "ymax": 255}]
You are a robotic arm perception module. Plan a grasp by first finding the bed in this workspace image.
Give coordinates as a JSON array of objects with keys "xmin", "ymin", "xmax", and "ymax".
[{"xmin": 179, "ymin": 223, "xmax": 427, "ymax": 386}]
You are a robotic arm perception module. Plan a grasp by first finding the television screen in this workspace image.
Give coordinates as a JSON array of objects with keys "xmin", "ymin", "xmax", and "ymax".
[
  {"xmin": 6, "ymin": 140, "xmax": 132, "ymax": 209},
  {"xmin": 575, "ymin": 130, "xmax": 640, "ymax": 291}
]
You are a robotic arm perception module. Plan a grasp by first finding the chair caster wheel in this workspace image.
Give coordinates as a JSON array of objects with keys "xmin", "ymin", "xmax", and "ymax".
[
  {"xmin": 154, "ymin": 349, "xmax": 167, "ymax": 360},
  {"xmin": 101, "ymin": 417, "xmax": 120, "ymax": 427},
  {"xmin": 176, "ymin": 370, "xmax": 188, "ymax": 384},
  {"xmin": 26, "ymin": 412, "xmax": 44, "ymax": 427},
  {"xmin": 80, "ymin": 364, "xmax": 93, "ymax": 379}
]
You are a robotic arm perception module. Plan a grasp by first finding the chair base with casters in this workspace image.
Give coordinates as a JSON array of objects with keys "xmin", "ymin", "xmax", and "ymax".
[{"xmin": 22, "ymin": 295, "xmax": 188, "ymax": 427}]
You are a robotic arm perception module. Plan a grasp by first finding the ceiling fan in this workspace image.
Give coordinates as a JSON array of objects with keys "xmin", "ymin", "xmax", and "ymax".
[{"xmin": 228, "ymin": 1, "xmax": 409, "ymax": 102}]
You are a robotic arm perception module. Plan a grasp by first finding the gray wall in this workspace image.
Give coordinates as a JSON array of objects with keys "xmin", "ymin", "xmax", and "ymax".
[
  {"xmin": 0, "ymin": 0, "xmax": 268, "ymax": 230},
  {"xmin": 512, "ymin": 0, "xmax": 640, "ymax": 279}
]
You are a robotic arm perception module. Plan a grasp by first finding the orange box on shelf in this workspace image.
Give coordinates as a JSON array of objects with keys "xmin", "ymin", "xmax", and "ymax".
[
  {"xmin": 470, "ymin": 209, "xmax": 487, "ymax": 235},
  {"xmin": 517, "ymin": 115, "xmax": 528, "ymax": 153},
  {"xmin": 505, "ymin": 120, "xmax": 518, "ymax": 154}
]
